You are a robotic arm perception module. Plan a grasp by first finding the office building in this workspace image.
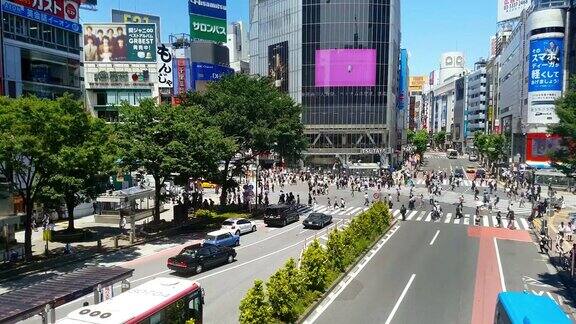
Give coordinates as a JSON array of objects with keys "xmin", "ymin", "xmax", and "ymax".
[
  {"xmin": 465, "ymin": 59, "xmax": 488, "ymax": 140},
  {"xmin": 2, "ymin": 0, "xmax": 83, "ymax": 98},
  {"xmin": 226, "ymin": 21, "xmax": 249, "ymax": 73},
  {"xmin": 250, "ymin": 0, "xmax": 401, "ymax": 167}
]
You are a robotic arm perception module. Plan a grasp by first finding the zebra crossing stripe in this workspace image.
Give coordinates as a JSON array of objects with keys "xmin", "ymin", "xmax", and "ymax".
[
  {"xmin": 482, "ymin": 216, "xmax": 489, "ymax": 227},
  {"xmin": 491, "ymin": 216, "xmax": 498, "ymax": 227},
  {"xmin": 454, "ymin": 215, "xmax": 461, "ymax": 224},
  {"xmin": 424, "ymin": 212, "xmax": 432, "ymax": 222},
  {"xmin": 415, "ymin": 212, "xmax": 426, "ymax": 221},
  {"xmin": 520, "ymin": 218, "xmax": 530, "ymax": 229},
  {"xmin": 444, "ymin": 213, "xmax": 452, "ymax": 224},
  {"xmin": 406, "ymin": 211, "xmax": 418, "ymax": 220},
  {"xmin": 393, "ymin": 210, "xmax": 400, "ymax": 218},
  {"xmin": 463, "ymin": 215, "xmax": 470, "ymax": 225},
  {"xmin": 514, "ymin": 220, "xmax": 520, "ymax": 229},
  {"xmin": 349, "ymin": 207, "xmax": 362, "ymax": 216}
]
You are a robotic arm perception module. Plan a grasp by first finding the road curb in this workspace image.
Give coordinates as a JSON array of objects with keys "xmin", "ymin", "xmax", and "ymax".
[{"xmin": 298, "ymin": 219, "xmax": 399, "ymax": 323}]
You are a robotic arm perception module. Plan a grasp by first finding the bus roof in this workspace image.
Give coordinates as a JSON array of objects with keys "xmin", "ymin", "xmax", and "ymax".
[
  {"xmin": 58, "ymin": 277, "xmax": 200, "ymax": 324},
  {"xmin": 498, "ymin": 292, "xmax": 571, "ymax": 324}
]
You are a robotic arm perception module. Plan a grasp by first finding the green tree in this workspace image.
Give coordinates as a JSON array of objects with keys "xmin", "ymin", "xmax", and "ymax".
[
  {"xmin": 410, "ymin": 130, "xmax": 430, "ymax": 157},
  {"xmin": 116, "ymin": 100, "xmax": 232, "ymax": 223},
  {"xmin": 549, "ymin": 78, "xmax": 576, "ymax": 178},
  {"xmin": 180, "ymin": 74, "xmax": 308, "ymax": 205},
  {"xmin": 300, "ymin": 240, "xmax": 330, "ymax": 292},
  {"xmin": 239, "ymin": 280, "xmax": 274, "ymax": 324},
  {"xmin": 0, "ymin": 96, "xmax": 73, "ymax": 258},
  {"xmin": 267, "ymin": 259, "xmax": 300, "ymax": 322},
  {"xmin": 42, "ymin": 97, "xmax": 115, "ymax": 231},
  {"xmin": 433, "ymin": 131, "xmax": 447, "ymax": 150},
  {"xmin": 473, "ymin": 132, "xmax": 507, "ymax": 172}
]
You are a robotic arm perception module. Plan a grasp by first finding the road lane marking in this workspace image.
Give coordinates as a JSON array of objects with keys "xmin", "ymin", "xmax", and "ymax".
[
  {"xmin": 237, "ymin": 222, "xmax": 303, "ymax": 250},
  {"xmin": 491, "ymin": 216, "xmax": 498, "ymax": 227},
  {"xmin": 415, "ymin": 212, "xmax": 425, "ymax": 221},
  {"xmin": 520, "ymin": 218, "xmax": 529, "ymax": 230},
  {"xmin": 429, "ymin": 230, "xmax": 440, "ymax": 246},
  {"xmin": 393, "ymin": 210, "xmax": 400, "ymax": 217},
  {"xmin": 406, "ymin": 211, "xmax": 417, "ymax": 220},
  {"xmin": 494, "ymin": 238, "xmax": 506, "ymax": 292},
  {"xmin": 444, "ymin": 213, "xmax": 452, "ymax": 224},
  {"xmin": 463, "ymin": 214, "xmax": 470, "ymax": 225},
  {"xmin": 303, "ymin": 224, "xmax": 401, "ymax": 324},
  {"xmin": 384, "ymin": 274, "xmax": 416, "ymax": 324},
  {"xmin": 482, "ymin": 216, "xmax": 489, "ymax": 227}
]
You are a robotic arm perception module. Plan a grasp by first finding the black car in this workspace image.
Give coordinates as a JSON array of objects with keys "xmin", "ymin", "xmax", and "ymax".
[
  {"xmin": 303, "ymin": 213, "xmax": 332, "ymax": 229},
  {"xmin": 453, "ymin": 167, "xmax": 465, "ymax": 178},
  {"xmin": 263, "ymin": 204, "xmax": 300, "ymax": 227},
  {"xmin": 167, "ymin": 243, "xmax": 236, "ymax": 274}
]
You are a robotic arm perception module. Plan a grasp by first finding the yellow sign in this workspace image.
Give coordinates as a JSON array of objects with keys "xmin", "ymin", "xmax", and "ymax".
[
  {"xmin": 409, "ymin": 76, "xmax": 427, "ymax": 92},
  {"xmin": 488, "ymin": 105, "xmax": 494, "ymax": 122}
]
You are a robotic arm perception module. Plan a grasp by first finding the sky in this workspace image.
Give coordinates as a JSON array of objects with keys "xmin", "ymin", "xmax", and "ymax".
[{"xmin": 81, "ymin": 0, "xmax": 497, "ymax": 76}]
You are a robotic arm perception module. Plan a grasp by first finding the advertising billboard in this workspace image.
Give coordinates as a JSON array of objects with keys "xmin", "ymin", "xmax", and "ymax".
[
  {"xmin": 497, "ymin": 0, "xmax": 530, "ymax": 23},
  {"xmin": 528, "ymin": 37, "xmax": 563, "ymax": 124},
  {"xmin": 192, "ymin": 62, "xmax": 234, "ymax": 91},
  {"xmin": 173, "ymin": 58, "xmax": 192, "ymax": 95},
  {"xmin": 190, "ymin": 14, "xmax": 226, "ymax": 43},
  {"xmin": 188, "ymin": 0, "xmax": 226, "ymax": 20},
  {"xmin": 315, "ymin": 49, "xmax": 376, "ymax": 88},
  {"xmin": 526, "ymin": 133, "xmax": 561, "ymax": 165},
  {"xmin": 2, "ymin": 0, "xmax": 81, "ymax": 33},
  {"xmin": 83, "ymin": 23, "xmax": 157, "ymax": 62},
  {"xmin": 156, "ymin": 44, "xmax": 173, "ymax": 88},
  {"xmin": 268, "ymin": 41, "xmax": 289, "ymax": 92},
  {"xmin": 409, "ymin": 76, "xmax": 426, "ymax": 92},
  {"xmin": 112, "ymin": 9, "xmax": 161, "ymax": 42}
]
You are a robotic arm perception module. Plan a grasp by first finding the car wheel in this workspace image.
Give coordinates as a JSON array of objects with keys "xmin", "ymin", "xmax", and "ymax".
[
  {"xmin": 235, "ymin": 230, "xmax": 241, "ymax": 236},
  {"xmin": 252, "ymin": 225, "xmax": 257, "ymax": 232},
  {"xmin": 227, "ymin": 254, "xmax": 234, "ymax": 263},
  {"xmin": 195, "ymin": 264, "xmax": 203, "ymax": 274}
]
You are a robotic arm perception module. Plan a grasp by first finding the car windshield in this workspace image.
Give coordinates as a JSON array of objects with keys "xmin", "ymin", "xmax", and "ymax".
[
  {"xmin": 180, "ymin": 249, "xmax": 197, "ymax": 257},
  {"xmin": 222, "ymin": 221, "xmax": 235, "ymax": 226},
  {"xmin": 205, "ymin": 235, "xmax": 217, "ymax": 241}
]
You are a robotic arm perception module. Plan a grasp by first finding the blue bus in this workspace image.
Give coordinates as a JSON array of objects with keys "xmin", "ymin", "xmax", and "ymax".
[{"xmin": 495, "ymin": 291, "xmax": 571, "ymax": 324}]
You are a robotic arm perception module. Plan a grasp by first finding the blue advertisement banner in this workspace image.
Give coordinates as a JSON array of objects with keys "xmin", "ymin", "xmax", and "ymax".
[
  {"xmin": 529, "ymin": 37, "xmax": 563, "ymax": 93},
  {"xmin": 192, "ymin": 62, "xmax": 234, "ymax": 82},
  {"xmin": 188, "ymin": 0, "xmax": 227, "ymax": 20},
  {"xmin": 2, "ymin": 1, "xmax": 81, "ymax": 33}
]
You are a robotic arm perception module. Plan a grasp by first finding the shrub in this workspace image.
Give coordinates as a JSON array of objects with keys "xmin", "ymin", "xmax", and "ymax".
[
  {"xmin": 239, "ymin": 280, "xmax": 273, "ymax": 324},
  {"xmin": 326, "ymin": 228, "xmax": 347, "ymax": 272},
  {"xmin": 300, "ymin": 240, "xmax": 330, "ymax": 292},
  {"xmin": 267, "ymin": 261, "xmax": 300, "ymax": 322}
]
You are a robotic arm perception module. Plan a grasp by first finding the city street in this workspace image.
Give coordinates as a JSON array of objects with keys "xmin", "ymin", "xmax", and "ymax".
[{"xmin": 2, "ymin": 153, "xmax": 574, "ymax": 324}]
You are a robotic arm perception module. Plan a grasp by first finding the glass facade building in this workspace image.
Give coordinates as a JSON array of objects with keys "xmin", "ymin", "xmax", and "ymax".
[{"xmin": 250, "ymin": 0, "xmax": 401, "ymax": 165}]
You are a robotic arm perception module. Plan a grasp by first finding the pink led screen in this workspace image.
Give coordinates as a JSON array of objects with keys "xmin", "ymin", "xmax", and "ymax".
[{"xmin": 315, "ymin": 49, "xmax": 376, "ymax": 87}]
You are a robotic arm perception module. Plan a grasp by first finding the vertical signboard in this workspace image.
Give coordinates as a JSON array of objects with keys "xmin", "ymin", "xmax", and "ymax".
[
  {"xmin": 156, "ymin": 44, "xmax": 173, "ymax": 88},
  {"xmin": 268, "ymin": 41, "xmax": 289, "ymax": 92},
  {"xmin": 527, "ymin": 37, "xmax": 563, "ymax": 124},
  {"xmin": 173, "ymin": 58, "xmax": 192, "ymax": 95},
  {"xmin": 188, "ymin": 0, "xmax": 227, "ymax": 43}
]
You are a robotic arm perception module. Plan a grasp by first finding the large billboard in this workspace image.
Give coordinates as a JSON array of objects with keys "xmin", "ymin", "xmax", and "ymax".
[
  {"xmin": 112, "ymin": 9, "xmax": 161, "ymax": 42},
  {"xmin": 83, "ymin": 23, "xmax": 157, "ymax": 62},
  {"xmin": 315, "ymin": 49, "xmax": 376, "ymax": 88},
  {"xmin": 497, "ymin": 0, "xmax": 530, "ymax": 23},
  {"xmin": 156, "ymin": 44, "xmax": 173, "ymax": 89},
  {"xmin": 527, "ymin": 37, "xmax": 563, "ymax": 124},
  {"xmin": 268, "ymin": 41, "xmax": 289, "ymax": 92},
  {"xmin": 191, "ymin": 62, "xmax": 234, "ymax": 91},
  {"xmin": 190, "ymin": 14, "xmax": 226, "ymax": 43},
  {"xmin": 188, "ymin": 0, "xmax": 226, "ymax": 20},
  {"xmin": 2, "ymin": 0, "xmax": 81, "ymax": 33}
]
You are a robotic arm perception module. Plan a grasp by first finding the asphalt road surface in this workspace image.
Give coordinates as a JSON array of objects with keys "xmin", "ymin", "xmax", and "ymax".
[{"xmin": 4, "ymin": 152, "xmax": 573, "ymax": 324}]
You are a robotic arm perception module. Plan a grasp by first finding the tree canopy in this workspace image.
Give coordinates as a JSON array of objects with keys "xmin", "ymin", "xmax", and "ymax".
[
  {"xmin": 549, "ymin": 78, "xmax": 576, "ymax": 178},
  {"xmin": 407, "ymin": 130, "xmax": 429, "ymax": 156},
  {"xmin": 180, "ymin": 74, "xmax": 307, "ymax": 204}
]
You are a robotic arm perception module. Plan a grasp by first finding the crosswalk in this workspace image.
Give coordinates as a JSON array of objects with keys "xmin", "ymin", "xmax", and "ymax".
[
  {"xmin": 389, "ymin": 209, "xmax": 531, "ymax": 231},
  {"xmin": 297, "ymin": 204, "xmax": 531, "ymax": 231},
  {"xmin": 410, "ymin": 178, "xmax": 490, "ymax": 187}
]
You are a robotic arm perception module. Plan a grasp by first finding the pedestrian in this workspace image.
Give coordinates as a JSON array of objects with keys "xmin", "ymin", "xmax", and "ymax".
[
  {"xmin": 364, "ymin": 193, "xmax": 369, "ymax": 206},
  {"xmin": 308, "ymin": 193, "xmax": 313, "ymax": 206},
  {"xmin": 400, "ymin": 204, "xmax": 407, "ymax": 221},
  {"xmin": 296, "ymin": 194, "xmax": 300, "ymax": 205},
  {"xmin": 119, "ymin": 216, "xmax": 126, "ymax": 233},
  {"xmin": 340, "ymin": 198, "xmax": 345, "ymax": 209}
]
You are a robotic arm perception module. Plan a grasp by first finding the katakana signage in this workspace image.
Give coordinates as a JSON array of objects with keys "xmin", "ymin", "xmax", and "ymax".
[
  {"xmin": 189, "ymin": 14, "xmax": 226, "ymax": 43},
  {"xmin": 2, "ymin": 0, "xmax": 81, "ymax": 33},
  {"xmin": 528, "ymin": 37, "xmax": 563, "ymax": 124},
  {"xmin": 529, "ymin": 38, "xmax": 563, "ymax": 93}
]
